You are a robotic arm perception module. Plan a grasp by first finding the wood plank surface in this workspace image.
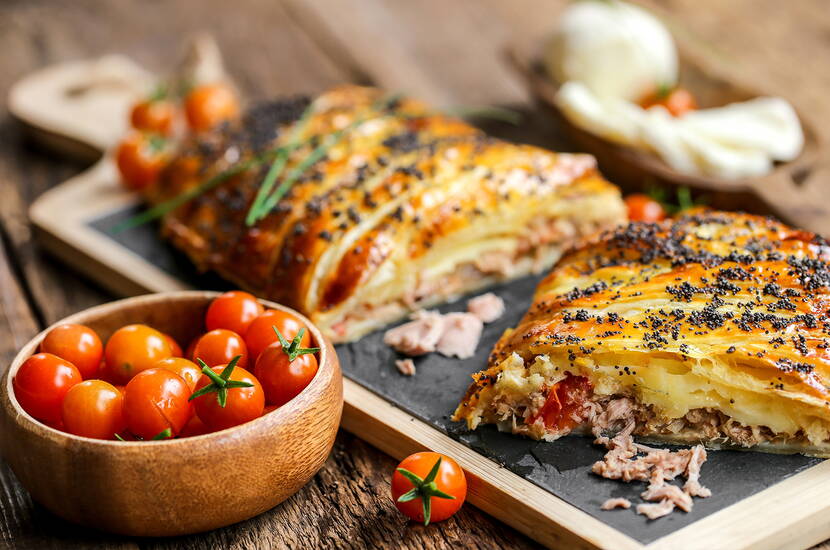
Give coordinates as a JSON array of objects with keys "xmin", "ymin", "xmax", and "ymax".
[{"xmin": 0, "ymin": 1, "xmax": 829, "ymax": 548}]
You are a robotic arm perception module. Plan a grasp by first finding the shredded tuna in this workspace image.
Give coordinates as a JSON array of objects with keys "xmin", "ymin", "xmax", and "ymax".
[
  {"xmin": 589, "ymin": 398, "xmax": 712, "ymax": 519},
  {"xmin": 383, "ymin": 310, "xmax": 445, "ymax": 355},
  {"xmin": 601, "ymin": 498, "xmax": 631, "ymax": 510},
  {"xmin": 683, "ymin": 445, "xmax": 712, "ymax": 498},
  {"xmin": 436, "ymin": 313, "xmax": 484, "ymax": 359},
  {"xmin": 636, "ymin": 499, "xmax": 675, "ymax": 520},
  {"xmin": 395, "ymin": 358, "xmax": 416, "ymax": 376},
  {"xmin": 474, "ymin": 251, "xmax": 515, "ymax": 277},
  {"xmin": 467, "ymin": 293, "xmax": 505, "ymax": 323},
  {"xmin": 641, "ymin": 483, "xmax": 692, "ymax": 512}
]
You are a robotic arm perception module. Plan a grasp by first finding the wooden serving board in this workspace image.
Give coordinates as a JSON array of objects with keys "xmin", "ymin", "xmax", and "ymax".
[{"xmin": 14, "ymin": 58, "xmax": 830, "ymax": 550}]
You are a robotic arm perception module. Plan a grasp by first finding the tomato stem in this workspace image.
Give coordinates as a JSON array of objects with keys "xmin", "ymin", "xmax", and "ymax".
[
  {"xmin": 189, "ymin": 356, "xmax": 252, "ymax": 408},
  {"xmin": 395, "ymin": 457, "xmax": 456, "ymax": 526},
  {"xmin": 272, "ymin": 327, "xmax": 320, "ymax": 362}
]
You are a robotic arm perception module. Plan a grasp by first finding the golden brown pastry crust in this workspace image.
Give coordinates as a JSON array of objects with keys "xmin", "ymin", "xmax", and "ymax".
[
  {"xmin": 455, "ymin": 210, "xmax": 830, "ymax": 455},
  {"xmin": 147, "ymin": 85, "xmax": 625, "ymax": 341}
]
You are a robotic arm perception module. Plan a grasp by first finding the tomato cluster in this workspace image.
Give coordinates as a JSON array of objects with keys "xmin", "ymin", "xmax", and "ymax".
[
  {"xmin": 13, "ymin": 291, "xmax": 320, "ymax": 441},
  {"xmin": 116, "ymin": 82, "xmax": 239, "ymax": 191}
]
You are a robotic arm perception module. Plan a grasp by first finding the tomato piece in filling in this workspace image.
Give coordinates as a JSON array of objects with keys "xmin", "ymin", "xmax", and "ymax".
[{"xmin": 528, "ymin": 374, "xmax": 592, "ymax": 432}]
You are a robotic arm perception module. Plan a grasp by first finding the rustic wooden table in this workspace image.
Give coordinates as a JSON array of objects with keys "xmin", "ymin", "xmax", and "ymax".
[{"xmin": 1, "ymin": 1, "xmax": 829, "ymax": 548}]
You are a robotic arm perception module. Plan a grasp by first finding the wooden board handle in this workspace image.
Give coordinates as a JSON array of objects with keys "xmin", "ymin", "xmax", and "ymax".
[
  {"xmin": 755, "ymin": 160, "xmax": 830, "ymax": 237},
  {"xmin": 8, "ymin": 56, "xmax": 153, "ymax": 156}
]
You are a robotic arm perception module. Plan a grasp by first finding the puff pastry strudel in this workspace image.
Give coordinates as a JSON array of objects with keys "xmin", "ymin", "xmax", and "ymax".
[
  {"xmin": 149, "ymin": 85, "xmax": 625, "ymax": 341},
  {"xmin": 454, "ymin": 211, "xmax": 830, "ymax": 457}
]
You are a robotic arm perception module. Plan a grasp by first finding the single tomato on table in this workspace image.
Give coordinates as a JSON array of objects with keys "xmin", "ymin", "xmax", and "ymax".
[
  {"xmin": 115, "ymin": 132, "xmax": 170, "ymax": 191},
  {"xmin": 245, "ymin": 309, "xmax": 310, "ymax": 362},
  {"xmin": 61, "ymin": 380, "xmax": 126, "ymax": 440},
  {"xmin": 190, "ymin": 356, "xmax": 264, "ymax": 431},
  {"xmin": 391, "ymin": 452, "xmax": 466, "ymax": 525},
  {"xmin": 13, "ymin": 353, "xmax": 82, "ymax": 425},
  {"xmin": 192, "ymin": 329, "xmax": 248, "ymax": 369},
  {"xmin": 104, "ymin": 324, "xmax": 173, "ymax": 384},
  {"xmin": 624, "ymin": 194, "xmax": 666, "ymax": 223},
  {"xmin": 40, "ymin": 323, "xmax": 103, "ymax": 379},
  {"xmin": 184, "ymin": 83, "xmax": 239, "ymax": 132},
  {"xmin": 254, "ymin": 328, "xmax": 319, "ymax": 407},
  {"xmin": 123, "ymin": 367, "xmax": 192, "ymax": 439},
  {"xmin": 205, "ymin": 290, "xmax": 264, "ymax": 335}
]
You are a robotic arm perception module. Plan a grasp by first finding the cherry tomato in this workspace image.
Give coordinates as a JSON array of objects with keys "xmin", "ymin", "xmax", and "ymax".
[
  {"xmin": 191, "ymin": 363, "xmax": 264, "ymax": 431},
  {"xmin": 13, "ymin": 353, "xmax": 82, "ymax": 424},
  {"xmin": 115, "ymin": 132, "xmax": 170, "ymax": 191},
  {"xmin": 639, "ymin": 86, "xmax": 697, "ymax": 117},
  {"xmin": 192, "ymin": 329, "xmax": 248, "ymax": 369},
  {"xmin": 245, "ymin": 310, "xmax": 310, "ymax": 363},
  {"xmin": 185, "ymin": 337, "xmax": 199, "ymax": 361},
  {"xmin": 130, "ymin": 98, "xmax": 176, "ymax": 135},
  {"xmin": 180, "ymin": 414, "xmax": 211, "ymax": 437},
  {"xmin": 625, "ymin": 194, "xmax": 667, "ymax": 223},
  {"xmin": 184, "ymin": 83, "xmax": 239, "ymax": 132},
  {"xmin": 205, "ymin": 291, "xmax": 264, "ymax": 336},
  {"xmin": 61, "ymin": 380, "xmax": 126, "ymax": 440},
  {"xmin": 155, "ymin": 357, "xmax": 201, "ymax": 391},
  {"xmin": 104, "ymin": 324, "xmax": 173, "ymax": 385},
  {"xmin": 162, "ymin": 333, "xmax": 183, "ymax": 357},
  {"xmin": 254, "ymin": 334, "xmax": 319, "ymax": 407},
  {"xmin": 40, "ymin": 323, "xmax": 103, "ymax": 379},
  {"xmin": 123, "ymin": 368, "xmax": 192, "ymax": 439},
  {"xmin": 391, "ymin": 452, "xmax": 466, "ymax": 525}
]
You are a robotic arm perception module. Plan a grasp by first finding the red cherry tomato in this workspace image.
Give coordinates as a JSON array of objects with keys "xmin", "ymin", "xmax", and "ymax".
[
  {"xmin": 191, "ymin": 363, "xmax": 264, "ymax": 431},
  {"xmin": 205, "ymin": 291, "xmax": 264, "ymax": 336},
  {"xmin": 185, "ymin": 337, "xmax": 199, "ymax": 361},
  {"xmin": 155, "ymin": 357, "xmax": 201, "ymax": 391},
  {"xmin": 391, "ymin": 452, "xmax": 466, "ymax": 525},
  {"xmin": 14, "ymin": 353, "xmax": 82, "ymax": 424},
  {"xmin": 162, "ymin": 333, "xmax": 183, "ymax": 358},
  {"xmin": 192, "ymin": 329, "xmax": 248, "ymax": 369},
  {"xmin": 640, "ymin": 86, "xmax": 697, "ymax": 117},
  {"xmin": 123, "ymin": 368, "xmax": 192, "ymax": 439},
  {"xmin": 180, "ymin": 414, "xmax": 211, "ymax": 437},
  {"xmin": 254, "ymin": 337, "xmax": 318, "ymax": 407},
  {"xmin": 105, "ymin": 324, "xmax": 173, "ymax": 385},
  {"xmin": 625, "ymin": 194, "xmax": 667, "ymax": 223},
  {"xmin": 130, "ymin": 98, "xmax": 176, "ymax": 135},
  {"xmin": 184, "ymin": 83, "xmax": 240, "ymax": 132},
  {"xmin": 245, "ymin": 310, "xmax": 310, "ymax": 363},
  {"xmin": 61, "ymin": 380, "xmax": 126, "ymax": 440},
  {"xmin": 115, "ymin": 132, "xmax": 170, "ymax": 191},
  {"xmin": 40, "ymin": 323, "xmax": 103, "ymax": 379}
]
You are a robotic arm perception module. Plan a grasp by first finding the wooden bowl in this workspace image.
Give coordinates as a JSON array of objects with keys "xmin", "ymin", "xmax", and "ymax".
[
  {"xmin": 0, "ymin": 291, "xmax": 343, "ymax": 537},
  {"xmin": 508, "ymin": 43, "xmax": 830, "ymax": 236}
]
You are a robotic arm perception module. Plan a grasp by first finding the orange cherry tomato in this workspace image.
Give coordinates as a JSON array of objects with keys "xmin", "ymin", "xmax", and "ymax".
[
  {"xmin": 115, "ymin": 132, "xmax": 170, "ymax": 191},
  {"xmin": 104, "ymin": 324, "xmax": 173, "ymax": 385},
  {"xmin": 191, "ymin": 363, "xmax": 264, "ymax": 431},
  {"xmin": 124, "ymin": 368, "xmax": 192, "ymax": 439},
  {"xmin": 130, "ymin": 98, "xmax": 176, "ymax": 135},
  {"xmin": 61, "ymin": 380, "xmax": 126, "ymax": 440},
  {"xmin": 254, "ymin": 339, "xmax": 318, "ymax": 407},
  {"xmin": 40, "ymin": 323, "xmax": 103, "ymax": 379},
  {"xmin": 162, "ymin": 333, "xmax": 183, "ymax": 357},
  {"xmin": 391, "ymin": 452, "xmax": 466, "ymax": 525},
  {"xmin": 155, "ymin": 357, "xmax": 201, "ymax": 391},
  {"xmin": 192, "ymin": 329, "xmax": 248, "ymax": 370},
  {"xmin": 639, "ymin": 86, "xmax": 697, "ymax": 117},
  {"xmin": 245, "ymin": 310, "xmax": 310, "ymax": 363},
  {"xmin": 184, "ymin": 83, "xmax": 239, "ymax": 132},
  {"xmin": 205, "ymin": 291, "xmax": 264, "ymax": 336},
  {"xmin": 13, "ymin": 353, "xmax": 82, "ymax": 424},
  {"xmin": 625, "ymin": 194, "xmax": 667, "ymax": 223}
]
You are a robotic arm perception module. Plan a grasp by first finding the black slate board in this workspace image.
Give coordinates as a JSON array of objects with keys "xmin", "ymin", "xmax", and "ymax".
[{"xmin": 90, "ymin": 207, "xmax": 822, "ymax": 545}]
